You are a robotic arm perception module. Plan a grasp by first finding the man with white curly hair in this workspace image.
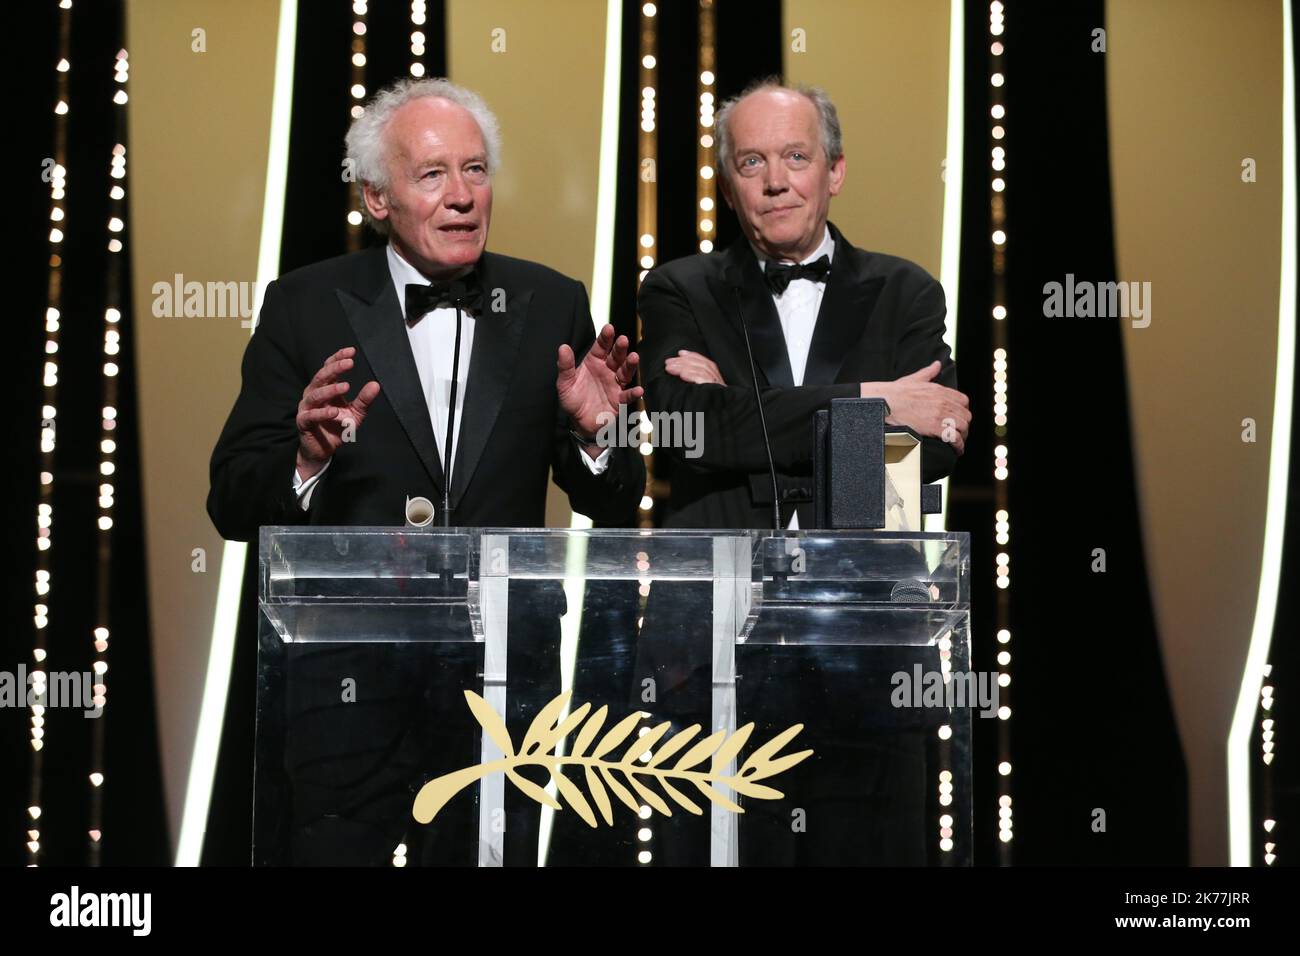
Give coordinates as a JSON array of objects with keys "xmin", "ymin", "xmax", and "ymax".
[
  {"xmin": 209, "ymin": 78, "xmax": 644, "ymax": 538},
  {"xmin": 209, "ymin": 79, "xmax": 645, "ymax": 867}
]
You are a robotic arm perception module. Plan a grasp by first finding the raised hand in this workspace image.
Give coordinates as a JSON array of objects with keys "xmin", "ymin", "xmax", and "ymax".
[
  {"xmin": 866, "ymin": 360, "xmax": 971, "ymax": 456},
  {"xmin": 556, "ymin": 324, "xmax": 643, "ymax": 446},
  {"xmin": 296, "ymin": 346, "xmax": 381, "ymax": 479}
]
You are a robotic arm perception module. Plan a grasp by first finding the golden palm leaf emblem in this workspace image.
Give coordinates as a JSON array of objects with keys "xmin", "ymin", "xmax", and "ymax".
[{"xmin": 412, "ymin": 690, "xmax": 813, "ymax": 828}]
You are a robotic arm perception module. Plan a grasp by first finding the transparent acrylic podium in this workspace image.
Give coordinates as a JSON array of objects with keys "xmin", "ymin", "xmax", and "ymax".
[{"xmin": 254, "ymin": 527, "xmax": 971, "ymax": 867}]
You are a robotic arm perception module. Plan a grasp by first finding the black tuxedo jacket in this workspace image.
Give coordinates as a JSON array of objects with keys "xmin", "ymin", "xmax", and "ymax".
[
  {"xmin": 637, "ymin": 222, "xmax": 959, "ymax": 529},
  {"xmin": 208, "ymin": 246, "xmax": 644, "ymax": 540}
]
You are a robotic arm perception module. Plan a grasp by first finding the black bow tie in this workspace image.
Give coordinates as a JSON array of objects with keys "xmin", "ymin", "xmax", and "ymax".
[
  {"xmin": 764, "ymin": 255, "xmax": 831, "ymax": 295},
  {"xmin": 405, "ymin": 271, "xmax": 483, "ymax": 324}
]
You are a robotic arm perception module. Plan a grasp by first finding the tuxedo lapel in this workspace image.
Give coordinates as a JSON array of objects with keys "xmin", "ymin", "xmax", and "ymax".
[
  {"xmin": 336, "ymin": 249, "xmax": 445, "ymax": 494},
  {"xmin": 448, "ymin": 251, "xmax": 529, "ymax": 509},
  {"xmin": 710, "ymin": 240, "xmax": 795, "ymax": 389},
  {"xmin": 802, "ymin": 223, "xmax": 886, "ymax": 387}
]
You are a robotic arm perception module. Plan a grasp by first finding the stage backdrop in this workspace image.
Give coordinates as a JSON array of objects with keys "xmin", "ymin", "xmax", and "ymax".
[
  {"xmin": 126, "ymin": 0, "xmax": 961, "ymax": 859},
  {"xmin": 126, "ymin": 0, "xmax": 283, "ymax": 853},
  {"xmin": 1107, "ymin": 0, "xmax": 1284, "ymax": 865},
  {"xmin": 783, "ymin": 0, "xmax": 953, "ymax": 278},
  {"xmin": 445, "ymin": 0, "xmax": 613, "ymax": 527}
]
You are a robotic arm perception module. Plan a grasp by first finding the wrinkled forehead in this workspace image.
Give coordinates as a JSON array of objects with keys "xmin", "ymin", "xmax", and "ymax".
[
  {"xmin": 729, "ymin": 90, "xmax": 821, "ymax": 151},
  {"xmin": 387, "ymin": 97, "xmax": 487, "ymax": 164}
]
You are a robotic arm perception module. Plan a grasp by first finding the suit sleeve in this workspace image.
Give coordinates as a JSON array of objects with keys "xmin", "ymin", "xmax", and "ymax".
[
  {"xmin": 207, "ymin": 280, "xmax": 314, "ymax": 542},
  {"xmin": 550, "ymin": 281, "xmax": 646, "ymax": 526},
  {"xmin": 896, "ymin": 278, "xmax": 960, "ymax": 484},
  {"xmin": 637, "ymin": 268, "xmax": 858, "ymax": 475}
]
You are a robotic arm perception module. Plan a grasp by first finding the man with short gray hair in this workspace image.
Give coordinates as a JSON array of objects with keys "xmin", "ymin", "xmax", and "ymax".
[
  {"xmin": 637, "ymin": 80, "xmax": 970, "ymax": 865},
  {"xmin": 639, "ymin": 78, "xmax": 970, "ymax": 529}
]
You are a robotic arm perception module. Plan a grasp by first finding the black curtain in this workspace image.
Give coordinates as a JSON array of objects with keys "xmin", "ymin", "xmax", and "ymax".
[
  {"xmin": 991, "ymin": 0, "xmax": 1188, "ymax": 863},
  {"xmin": 4, "ymin": 0, "xmax": 168, "ymax": 866}
]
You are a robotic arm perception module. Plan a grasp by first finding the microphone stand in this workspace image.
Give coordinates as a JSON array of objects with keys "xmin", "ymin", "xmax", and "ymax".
[
  {"xmin": 441, "ymin": 287, "xmax": 465, "ymax": 527},
  {"xmin": 731, "ymin": 287, "xmax": 781, "ymax": 532}
]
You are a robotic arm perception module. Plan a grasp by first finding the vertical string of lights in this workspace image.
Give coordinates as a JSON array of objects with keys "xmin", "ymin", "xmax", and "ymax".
[
  {"xmin": 987, "ymin": 0, "xmax": 1014, "ymax": 863},
  {"xmin": 1259, "ymin": 664, "xmax": 1276, "ymax": 864},
  {"xmin": 632, "ymin": 2, "xmax": 659, "ymax": 865},
  {"xmin": 409, "ymin": 1, "xmax": 428, "ymax": 77},
  {"xmin": 635, "ymin": 2, "xmax": 659, "ymax": 530},
  {"xmin": 394, "ymin": 3, "xmax": 426, "ymax": 861},
  {"xmin": 695, "ymin": 0, "xmax": 716, "ymax": 256},
  {"xmin": 937, "ymin": 633, "xmax": 956, "ymax": 861},
  {"xmin": 29, "ymin": 0, "xmax": 75, "ymax": 867},
  {"xmin": 346, "ymin": 1, "xmax": 370, "ymax": 250},
  {"xmin": 87, "ymin": 44, "xmax": 131, "ymax": 864}
]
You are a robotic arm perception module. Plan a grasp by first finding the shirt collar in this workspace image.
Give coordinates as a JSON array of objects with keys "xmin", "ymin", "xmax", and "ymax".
[
  {"xmin": 752, "ymin": 225, "xmax": 835, "ymax": 273},
  {"xmin": 386, "ymin": 243, "xmax": 431, "ymax": 321}
]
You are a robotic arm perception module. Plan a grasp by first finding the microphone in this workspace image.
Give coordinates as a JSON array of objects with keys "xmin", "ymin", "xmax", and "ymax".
[
  {"xmin": 730, "ymin": 286, "xmax": 782, "ymax": 532},
  {"xmin": 441, "ymin": 282, "xmax": 468, "ymax": 527},
  {"xmin": 890, "ymin": 579, "xmax": 936, "ymax": 603}
]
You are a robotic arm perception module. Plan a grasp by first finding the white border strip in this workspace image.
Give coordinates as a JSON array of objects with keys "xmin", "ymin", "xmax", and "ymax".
[
  {"xmin": 939, "ymin": 0, "xmax": 964, "ymax": 359},
  {"xmin": 541, "ymin": 0, "xmax": 625, "ymax": 862},
  {"xmin": 929, "ymin": 0, "xmax": 964, "ymax": 532},
  {"xmin": 175, "ymin": 0, "xmax": 299, "ymax": 867},
  {"xmin": 571, "ymin": 0, "xmax": 624, "ymax": 536},
  {"xmin": 588, "ymin": 0, "xmax": 623, "ymax": 342},
  {"xmin": 1227, "ymin": 0, "xmax": 1295, "ymax": 867}
]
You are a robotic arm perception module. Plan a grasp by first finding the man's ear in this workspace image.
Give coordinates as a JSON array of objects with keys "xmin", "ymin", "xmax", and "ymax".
[
  {"xmin": 828, "ymin": 153, "xmax": 847, "ymax": 197},
  {"xmin": 361, "ymin": 181, "xmax": 390, "ymax": 224}
]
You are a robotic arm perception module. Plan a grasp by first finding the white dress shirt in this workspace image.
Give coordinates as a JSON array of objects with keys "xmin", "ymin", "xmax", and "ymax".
[
  {"xmin": 293, "ymin": 244, "xmax": 608, "ymax": 511},
  {"xmin": 753, "ymin": 226, "xmax": 835, "ymax": 530}
]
